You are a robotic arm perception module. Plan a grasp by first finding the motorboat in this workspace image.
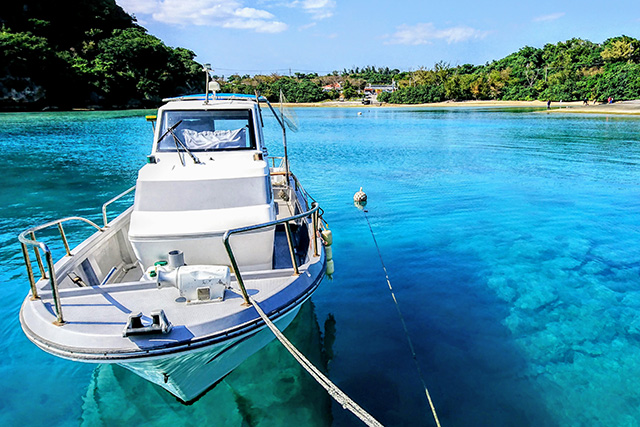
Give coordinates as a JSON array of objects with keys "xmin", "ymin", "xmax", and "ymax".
[{"xmin": 17, "ymin": 80, "xmax": 328, "ymax": 402}]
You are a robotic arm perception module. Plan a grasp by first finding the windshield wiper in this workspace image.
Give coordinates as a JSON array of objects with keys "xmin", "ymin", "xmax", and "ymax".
[
  {"xmin": 157, "ymin": 120, "xmax": 183, "ymax": 145},
  {"xmin": 168, "ymin": 127, "xmax": 201, "ymax": 166},
  {"xmin": 156, "ymin": 120, "xmax": 201, "ymax": 166}
]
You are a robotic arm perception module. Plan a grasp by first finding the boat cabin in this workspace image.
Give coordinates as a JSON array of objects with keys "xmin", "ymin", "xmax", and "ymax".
[{"xmin": 128, "ymin": 99, "xmax": 276, "ymax": 272}]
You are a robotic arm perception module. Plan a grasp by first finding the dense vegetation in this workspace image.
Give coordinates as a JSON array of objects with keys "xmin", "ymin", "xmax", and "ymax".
[
  {"xmin": 378, "ymin": 37, "xmax": 640, "ymax": 104},
  {"xmin": 0, "ymin": 0, "xmax": 201, "ymax": 109},
  {"xmin": 215, "ymin": 67, "xmax": 404, "ymax": 103},
  {"xmin": 216, "ymin": 37, "xmax": 640, "ymax": 105},
  {"xmin": 1, "ymin": 1, "xmax": 639, "ymax": 109}
]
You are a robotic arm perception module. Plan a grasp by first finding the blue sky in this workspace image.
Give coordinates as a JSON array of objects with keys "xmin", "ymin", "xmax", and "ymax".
[{"xmin": 116, "ymin": 0, "xmax": 640, "ymax": 76}]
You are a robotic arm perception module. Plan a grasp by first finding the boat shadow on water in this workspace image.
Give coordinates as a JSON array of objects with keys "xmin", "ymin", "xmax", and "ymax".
[{"xmin": 80, "ymin": 300, "xmax": 335, "ymax": 426}]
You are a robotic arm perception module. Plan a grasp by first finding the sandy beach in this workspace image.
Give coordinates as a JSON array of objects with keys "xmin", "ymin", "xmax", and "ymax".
[
  {"xmin": 544, "ymin": 99, "xmax": 640, "ymax": 115},
  {"xmin": 287, "ymin": 99, "xmax": 640, "ymax": 115}
]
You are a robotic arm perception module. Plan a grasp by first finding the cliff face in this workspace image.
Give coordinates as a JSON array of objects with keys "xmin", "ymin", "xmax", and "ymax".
[{"xmin": 0, "ymin": 0, "xmax": 201, "ymax": 110}]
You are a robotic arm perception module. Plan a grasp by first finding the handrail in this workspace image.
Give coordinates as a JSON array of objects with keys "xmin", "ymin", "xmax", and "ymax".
[
  {"xmin": 269, "ymin": 156, "xmax": 286, "ymax": 170},
  {"xmin": 223, "ymin": 202, "xmax": 321, "ymax": 305},
  {"xmin": 269, "ymin": 163, "xmax": 320, "ymax": 218},
  {"xmin": 102, "ymin": 185, "xmax": 136, "ymax": 227},
  {"xmin": 288, "ymin": 173, "xmax": 326, "ymax": 226},
  {"xmin": 19, "ymin": 216, "xmax": 104, "ymax": 247},
  {"xmin": 19, "ymin": 216, "xmax": 104, "ymax": 325}
]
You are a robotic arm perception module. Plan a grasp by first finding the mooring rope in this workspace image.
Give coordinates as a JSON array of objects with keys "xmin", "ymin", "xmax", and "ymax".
[
  {"xmin": 245, "ymin": 295, "xmax": 384, "ymax": 426},
  {"xmin": 361, "ymin": 209, "xmax": 442, "ymax": 427}
]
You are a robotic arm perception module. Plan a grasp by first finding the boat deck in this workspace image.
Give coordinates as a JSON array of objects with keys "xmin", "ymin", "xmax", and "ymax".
[{"xmin": 21, "ymin": 255, "xmax": 324, "ymax": 358}]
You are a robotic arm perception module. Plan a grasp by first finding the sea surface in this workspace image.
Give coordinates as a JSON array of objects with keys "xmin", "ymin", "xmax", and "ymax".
[{"xmin": 1, "ymin": 106, "xmax": 639, "ymax": 426}]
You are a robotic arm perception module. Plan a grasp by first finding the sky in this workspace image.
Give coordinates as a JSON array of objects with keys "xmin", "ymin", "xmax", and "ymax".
[{"xmin": 116, "ymin": 0, "xmax": 640, "ymax": 76}]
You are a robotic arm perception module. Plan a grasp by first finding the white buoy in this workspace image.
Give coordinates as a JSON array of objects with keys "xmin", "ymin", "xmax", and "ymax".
[
  {"xmin": 357, "ymin": 112, "xmax": 363, "ymax": 116},
  {"xmin": 353, "ymin": 187, "xmax": 367, "ymax": 203},
  {"xmin": 354, "ymin": 187, "xmax": 367, "ymax": 209}
]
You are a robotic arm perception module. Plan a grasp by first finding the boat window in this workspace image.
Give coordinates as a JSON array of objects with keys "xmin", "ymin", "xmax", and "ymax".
[{"xmin": 157, "ymin": 109, "xmax": 256, "ymax": 151}]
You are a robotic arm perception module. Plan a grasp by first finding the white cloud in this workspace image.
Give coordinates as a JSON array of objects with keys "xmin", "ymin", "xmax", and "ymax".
[
  {"xmin": 118, "ymin": 0, "xmax": 158, "ymax": 14},
  {"xmin": 234, "ymin": 7, "xmax": 275, "ymax": 19},
  {"xmin": 533, "ymin": 12, "xmax": 565, "ymax": 22},
  {"xmin": 283, "ymin": 0, "xmax": 335, "ymax": 20},
  {"xmin": 116, "ymin": 0, "xmax": 288, "ymax": 32},
  {"xmin": 385, "ymin": 23, "xmax": 489, "ymax": 45},
  {"xmin": 300, "ymin": 0, "xmax": 335, "ymax": 19}
]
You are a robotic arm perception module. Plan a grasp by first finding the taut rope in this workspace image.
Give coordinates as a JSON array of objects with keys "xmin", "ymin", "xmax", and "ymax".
[
  {"xmin": 248, "ymin": 295, "xmax": 384, "ymax": 427},
  {"xmin": 362, "ymin": 209, "xmax": 442, "ymax": 427}
]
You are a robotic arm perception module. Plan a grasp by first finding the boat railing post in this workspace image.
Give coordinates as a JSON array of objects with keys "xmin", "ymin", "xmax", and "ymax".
[
  {"xmin": 283, "ymin": 222, "xmax": 300, "ymax": 275},
  {"xmin": 30, "ymin": 232, "xmax": 47, "ymax": 279},
  {"xmin": 223, "ymin": 202, "xmax": 321, "ymax": 304},
  {"xmin": 312, "ymin": 208, "xmax": 319, "ymax": 257},
  {"xmin": 102, "ymin": 185, "xmax": 135, "ymax": 227},
  {"xmin": 223, "ymin": 234, "xmax": 251, "ymax": 305},
  {"xmin": 45, "ymin": 250, "xmax": 64, "ymax": 325},
  {"xmin": 57, "ymin": 222, "xmax": 72, "ymax": 257},
  {"xmin": 20, "ymin": 242, "xmax": 39, "ymax": 300}
]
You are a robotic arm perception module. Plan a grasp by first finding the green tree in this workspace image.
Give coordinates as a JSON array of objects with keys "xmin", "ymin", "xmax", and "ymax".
[
  {"xmin": 342, "ymin": 79, "xmax": 357, "ymax": 99},
  {"xmin": 601, "ymin": 36, "xmax": 640, "ymax": 63}
]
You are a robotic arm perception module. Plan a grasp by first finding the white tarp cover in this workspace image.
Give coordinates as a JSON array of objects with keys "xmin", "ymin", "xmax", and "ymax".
[{"xmin": 181, "ymin": 128, "xmax": 246, "ymax": 149}]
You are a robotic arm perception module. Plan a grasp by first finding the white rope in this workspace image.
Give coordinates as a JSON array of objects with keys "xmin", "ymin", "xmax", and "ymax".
[
  {"xmin": 362, "ymin": 210, "xmax": 442, "ymax": 427},
  {"xmin": 248, "ymin": 295, "xmax": 384, "ymax": 427}
]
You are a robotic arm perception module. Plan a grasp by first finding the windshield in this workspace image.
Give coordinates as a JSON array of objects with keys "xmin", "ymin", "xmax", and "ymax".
[{"xmin": 157, "ymin": 109, "xmax": 256, "ymax": 151}]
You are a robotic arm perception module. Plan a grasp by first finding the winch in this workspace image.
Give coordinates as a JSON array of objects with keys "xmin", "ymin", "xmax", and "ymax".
[{"xmin": 153, "ymin": 250, "xmax": 230, "ymax": 303}]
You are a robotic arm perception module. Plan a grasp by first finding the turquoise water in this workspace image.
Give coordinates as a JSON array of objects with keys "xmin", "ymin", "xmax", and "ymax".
[{"xmin": 1, "ymin": 107, "xmax": 639, "ymax": 426}]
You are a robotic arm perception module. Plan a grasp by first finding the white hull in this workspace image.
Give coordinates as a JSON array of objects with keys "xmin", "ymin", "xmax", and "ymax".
[{"xmin": 120, "ymin": 303, "xmax": 302, "ymax": 402}]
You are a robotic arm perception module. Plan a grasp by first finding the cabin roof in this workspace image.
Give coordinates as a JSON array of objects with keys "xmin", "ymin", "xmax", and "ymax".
[{"xmin": 163, "ymin": 93, "xmax": 267, "ymax": 103}]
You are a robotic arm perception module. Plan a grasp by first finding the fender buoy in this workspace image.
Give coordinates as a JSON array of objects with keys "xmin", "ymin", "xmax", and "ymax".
[
  {"xmin": 326, "ymin": 259, "xmax": 335, "ymax": 276},
  {"xmin": 324, "ymin": 245, "xmax": 333, "ymax": 261},
  {"xmin": 322, "ymin": 228, "xmax": 334, "ymax": 276},
  {"xmin": 321, "ymin": 229, "xmax": 333, "ymax": 246}
]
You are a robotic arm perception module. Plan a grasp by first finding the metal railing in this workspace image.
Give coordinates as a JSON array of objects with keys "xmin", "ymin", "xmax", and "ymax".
[
  {"xmin": 269, "ymin": 156, "xmax": 286, "ymax": 170},
  {"xmin": 102, "ymin": 185, "xmax": 136, "ymax": 227},
  {"xmin": 223, "ymin": 201, "xmax": 321, "ymax": 305},
  {"xmin": 18, "ymin": 187, "xmax": 135, "ymax": 325},
  {"xmin": 270, "ymin": 159, "xmax": 324, "ymax": 221},
  {"xmin": 18, "ymin": 178, "xmax": 322, "ymax": 323},
  {"xmin": 18, "ymin": 217, "xmax": 104, "ymax": 325}
]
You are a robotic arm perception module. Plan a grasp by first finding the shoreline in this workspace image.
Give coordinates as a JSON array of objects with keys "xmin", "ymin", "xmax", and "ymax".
[
  {"xmin": 285, "ymin": 99, "xmax": 640, "ymax": 115},
  {"xmin": 4, "ymin": 100, "xmax": 639, "ymax": 116}
]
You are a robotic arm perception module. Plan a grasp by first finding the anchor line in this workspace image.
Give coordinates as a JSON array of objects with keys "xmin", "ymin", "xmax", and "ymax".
[
  {"xmin": 244, "ymin": 294, "xmax": 384, "ymax": 427},
  {"xmin": 362, "ymin": 210, "xmax": 442, "ymax": 427}
]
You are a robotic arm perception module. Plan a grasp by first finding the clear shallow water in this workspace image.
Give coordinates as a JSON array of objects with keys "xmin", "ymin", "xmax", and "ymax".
[{"xmin": 1, "ymin": 107, "xmax": 639, "ymax": 426}]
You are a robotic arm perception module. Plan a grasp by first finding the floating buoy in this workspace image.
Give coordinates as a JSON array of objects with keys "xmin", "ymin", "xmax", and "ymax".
[
  {"xmin": 353, "ymin": 187, "xmax": 367, "ymax": 209},
  {"xmin": 357, "ymin": 112, "xmax": 363, "ymax": 116}
]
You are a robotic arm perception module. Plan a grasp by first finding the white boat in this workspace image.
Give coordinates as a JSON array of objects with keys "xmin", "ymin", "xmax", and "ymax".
[{"xmin": 18, "ymin": 84, "xmax": 328, "ymax": 403}]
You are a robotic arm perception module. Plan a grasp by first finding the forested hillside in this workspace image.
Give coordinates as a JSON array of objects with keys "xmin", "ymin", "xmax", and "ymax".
[{"xmin": 0, "ymin": 0, "xmax": 201, "ymax": 110}]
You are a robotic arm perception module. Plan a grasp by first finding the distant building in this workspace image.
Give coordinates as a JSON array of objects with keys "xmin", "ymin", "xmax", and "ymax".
[
  {"xmin": 322, "ymin": 83, "xmax": 342, "ymax": 92},
  {"xmin": 364, "ymin": 81, "xmax": 397, "ymax": 94}
]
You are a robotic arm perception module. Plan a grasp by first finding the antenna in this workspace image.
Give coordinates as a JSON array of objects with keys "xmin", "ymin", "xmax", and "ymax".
[{"xmin": 203, "ymin": 63, "xmax": 212, "ymax": 104}]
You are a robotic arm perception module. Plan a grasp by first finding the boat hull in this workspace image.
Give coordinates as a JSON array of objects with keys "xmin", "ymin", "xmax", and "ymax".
[{"xmin": 119, "ymin": 302, "xmax": 303, "ymax": 402}]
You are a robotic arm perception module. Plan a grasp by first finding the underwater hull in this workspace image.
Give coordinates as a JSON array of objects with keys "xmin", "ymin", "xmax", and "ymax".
[{"xmin": 119, "ymin": 301, "xmax": 303, "ymax": 402}]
